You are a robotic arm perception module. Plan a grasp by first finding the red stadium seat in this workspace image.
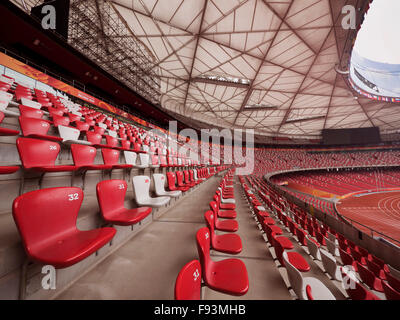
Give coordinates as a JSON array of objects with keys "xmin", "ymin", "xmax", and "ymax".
[
  {"xmin": 340, "ymin": 267, "xmax": 380, "ymax": 300},
  {"xmin": 101, "ymin": 148, "xmax": 132, "ymax": 169},
  {"xmin": 16, "ymin": 137, "xmax": 77, "ymax": 172},
  {"xmin": 264, "ymin": 224, "xmax": 294, "ymax": 250},
  {"xmin": 209, "ymin": 201, "xmax": 238, "ymax": 232},
  {"xmin": 52, "ymin": 115, "xmax": 70, "ymax": 127},
  {"xmin": 356, "ymin": 262, "xmax": 383, "ymax": 292},
  {"xmin": 196, "ymin": 227, "xmax": 248, "ymax": 296},
  {"xmin": 71, "ymin": 144, "xmax": 112, "ymax": 170},
  {"xmin": 272, "ymin": 236, "xmax": 310, "ymax": 272},
  {"xmin": 174, "ymin": 260, "xmax": 202, "ymax": 300},
  {"xmin": 213, "ymin": 194, "xmax": 236, "ymax": 219},
  {"xmin": 216, "ymin": 190, "xmax": 235, "ymax": 210},
  {"xmin": 385, "ymin": 270, "xmax": 400, "ymax": 292},
  {"xmin": 12, "ymin": 187, "xmax": 116, "ymax": 268},
  {"xmin": 19, "ymin": 116, "xmax": 62, "ymax": 141},
  {"xmin": 166, "ymin": 172, "xmax": 190, "ymax": 192},
  {"xmin": 176, "ymin": 171, "xmax": 192, "ymax": 189},
  {"xmin": 96, "ymin": 180, "xmax": 152, "ymax": 226},
  {"xmin": 204, "ymin": 211, "xmax": 242, "ymax": 254},
  {"xmin": 86, "ymin": 131, "xmax": 109, "ymax": 148},
  {"xmin": 19, "ymin": 105, "xmax": 44, "ymax": 119}
]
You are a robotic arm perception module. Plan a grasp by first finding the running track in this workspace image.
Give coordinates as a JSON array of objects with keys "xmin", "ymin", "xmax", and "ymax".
[{"xmin": 336, "ymin": 190, "xmax": 400, "ymax": 243}]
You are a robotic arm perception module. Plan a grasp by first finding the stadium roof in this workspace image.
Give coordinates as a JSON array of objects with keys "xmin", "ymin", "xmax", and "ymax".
[{"xmin": 12, "ymin": 0, "xmax": 400, "ymax": 139}]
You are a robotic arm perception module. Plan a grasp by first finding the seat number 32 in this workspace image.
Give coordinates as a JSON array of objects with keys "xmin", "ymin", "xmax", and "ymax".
[{"xmin": 68, "ymin": 193, "xmax": 79, "ymax": 201}]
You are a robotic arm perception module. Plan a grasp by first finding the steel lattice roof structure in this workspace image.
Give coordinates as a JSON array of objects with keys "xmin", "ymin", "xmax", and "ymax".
[{"xmin": 11, "ymin": 0, "xmax": 400, "ymax": 140}]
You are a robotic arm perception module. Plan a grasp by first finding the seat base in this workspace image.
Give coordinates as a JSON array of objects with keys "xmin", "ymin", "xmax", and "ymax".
[
  {"xmin": 105, "ymin": 207, "xmax": 152, "ymax": 226},
  {"xmin": 205, "ymin": 259, "xmax": 249, "ymax": 296},
  {"xmin": 215, "ymin": 219, "xmax": 238, "ymax": 232},
  {"xmin": 212, "ymin": 234, "xmax": 242, "ymax": 254},
  {"xmin": 287, "ymin": 251, "xmax": 310, "ymax": 272}
]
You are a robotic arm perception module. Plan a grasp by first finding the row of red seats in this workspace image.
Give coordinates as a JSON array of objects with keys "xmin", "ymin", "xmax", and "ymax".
[
  {"xmin": 174, "ymin": 170, "xmax": 249, "ymax": 300},
  {"xmin": 247, "ymin": 175, "xmax": 400, "ymax": 300}
]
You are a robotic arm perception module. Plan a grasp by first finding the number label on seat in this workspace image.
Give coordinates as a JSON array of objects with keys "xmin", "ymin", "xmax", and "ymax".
[
  {"xmin": 68, "ymin": 193, "xmax": 79, "ymax": 201},
  {"xmin": 49, "ymin": 145, "xmax": 57, "ymax": 151},
  {"xmin": 118, "ymin": 184, "xmax": 125, "ymax": 190},
  {"xmin": 193, "ymin": 269, "xmax": 200, "ymax": 281},
  {"xmin": 205, "ymin": 232, "xmax": 209, "ymax": 239}
]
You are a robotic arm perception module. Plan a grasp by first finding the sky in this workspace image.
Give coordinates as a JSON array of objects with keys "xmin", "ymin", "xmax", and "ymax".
[{"xmin": 354, "ymin": 0, "xmax": 400, "ymax": 65}]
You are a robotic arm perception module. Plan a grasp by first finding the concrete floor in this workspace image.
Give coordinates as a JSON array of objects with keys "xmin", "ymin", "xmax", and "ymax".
[{"xmin": 54, "ymin": 175, "xmax": 292, "ymax": 300}]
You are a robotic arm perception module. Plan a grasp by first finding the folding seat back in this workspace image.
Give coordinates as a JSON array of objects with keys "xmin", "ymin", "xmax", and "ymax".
[
  {"xmin": 175, "ymin": 260, "xmax": 202, "ymax": 300},
  {"xmin": 19, "ymin": 105, "xmax": 44, "ymax": 119},
  {"xmin": 295, "ymin": 226, "xmax": 307, "ymax": 246},
  {"xmin": 209, "ymin": 201, "xmax": 218, "ymax": 215},
  {"xmin": 326, "ymin": 237, "xmax": 339, "ymax": 257},
  {"xmin": 132, "ymin": 176, "xmax": 151, "ymax": 204},
  {"xmin": 52, "ymin": 115, "xmax": 70, "ymax": 127},
  {"xmin": 97, "ymin": 180, "xmax": 128, "ymax": 218},
  {"xmin": 58, "ymin": 125, "xmax": 80, "ymax": 141},
  {"xmin": 94, "ymin": 126, "xmax": 105, "ymax": 135},
  {"xmin": 327, "ymin": 231, "xmax": 337, "ymax": 244},
  {"xmin": 153, "ymin": 174, "xmax": 169, "ymax": 195},
  {"xmin": 176, "ymin": 171, "xmax": 185, "ymax": 186},
  {"xmin": 19, "ymin": 116, "xmax": 51, "ymax": 137},
  {"xmin": 184, "ymin": 170, "xmax": 191, "ymax": 184},
  {"xmin": 366, "ymin": 259, "xmax": 384, "ymax": 279},
  {"xmin": 20, "ymin": 97, "xmax": 41, "ymax": 109},
  {"xmin": 339, "ymin": 248, "xmax": 356, "ymax": 270},
  {"xmin": 204, "ymin": 211, "xmax": 216, "ymax": 240},
  {"xmin": 86, "ymin": 131, "xmax": 102, "ymax": 144},
  {"xmin": 196, "ymin": 227, "xmax": 212, "ymax": 274},
  {"xmin": 124, "ymin": 151, "xmax": 137, "ymax": 166},
  {"xmin": 151, "ymin": 154, "xmax": 159, "ymax": 166},
  {"xmin": 12, "ymin": 187, "xmax": 84, "ymax": 260},
  {"xmin": 272, "ymin": 236, "xmax": 286, "ymax": 266},
  {"xmin": 306, "ymin": 236, "xmax": 321, "ymax": 260},
  {"xmin": 159, "ymin": 155, "xmax": 167, "ymax": 166},
  {"xmin": 121, "ymin": 140, "xmax": 131, "ymax": 150},
  {"xmin": 48, "ymin": 107, "xmax": 65, "ymax": 117},
  {"xmin": 315, "ymin": 231, "xmax": 326, "ymax": 246},
  {"xmin": 139, "ymin": 153, "xmax": 150, "ymax": 167},
  {"xmin": 69, "ymin": 113, "xmax": 81, "ymax": 122},
  {"xmin": 166, "ymin": 172, "xmax": 177, "ymax": 190},
  {"xmin": 17, "ymin": 137, "xmax": 60, "ymax": 169},
  {"xmin": 75, "ymin": 121, "xmax": 90, "ymax": 132},
  {"xmin": 71, "ymin": 144, "xmax": 97, "ymax": 167},
  {"xmin": 283, "ymin": 251, "xmax": 306, "ymax": 299},
  {"xmin": 320, "ymin": 249, "xmax": 341, "ymax": 281},
  {"xmin": 102, "ymin": 148, "xmax": 121, "ymax": 166},
  {"xmin": 105, "ymin": 135, "xmax": 118, "ymax": 148}
]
